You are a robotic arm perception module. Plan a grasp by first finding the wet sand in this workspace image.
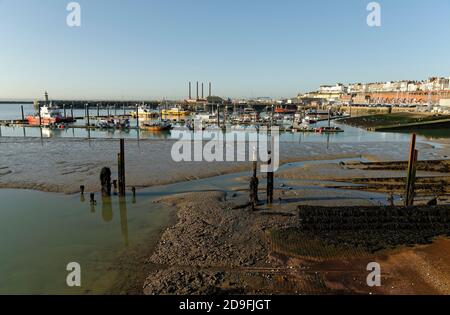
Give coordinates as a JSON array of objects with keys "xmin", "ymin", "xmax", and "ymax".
[
  {"xmin": 1, "ymin": 137, "xmax": 449, "ymax": 194},
  {"xmin": 143, "ymin": 187, "xmax": 450, "ymax": 295}
]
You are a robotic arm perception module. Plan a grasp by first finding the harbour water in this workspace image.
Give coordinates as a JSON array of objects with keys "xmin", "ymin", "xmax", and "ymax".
[{"xmin": 1, "ymin": 103, "xmax": 449, "ymax": 142}]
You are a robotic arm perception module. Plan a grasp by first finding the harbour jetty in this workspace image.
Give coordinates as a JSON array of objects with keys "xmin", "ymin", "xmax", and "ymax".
[{"xmin": 339, "ymin": 112, "xmax": 450, "ymax": 131}]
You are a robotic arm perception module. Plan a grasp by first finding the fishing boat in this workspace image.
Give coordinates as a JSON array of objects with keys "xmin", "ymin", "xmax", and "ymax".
[
  {"xmin": 302, "ymin": 115, "xmax": 318, "ymax": 124},
  {"xmin": 315, "ymin": 126, "xmax": 344, "ymax": 133},
  {"xmin": 97, "ymin": 118, "xmax": 130, "ymax": 129},
  {"xmin": 27, "ymin": 103, "xmax": 71, "ymax": 126},
  {"xmin": 131, "ymin": 104, "xmax": 159, "ymax": 120},
  {"xmin": 240, "ymin": 108, "xmax": 258, "ymax": 123},
  {"xmin": 140, "ymin": 121, "xmax": 172, "ymax": 132},
  {"xmin": 161, "ymin": 107, "xmax": 189, "ymax": 116},
  {"xmin": 274, "ymin": 107, "xmax": 296, "ymax": 114},
  {"xmin": 194, "ymin": 113, "xmax": 219, "ymax": 124}
]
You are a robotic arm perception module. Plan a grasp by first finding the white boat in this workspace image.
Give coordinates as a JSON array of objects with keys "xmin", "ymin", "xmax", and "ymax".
[
  {"xmin": 132, "ymin": 104, "xmax": 159, "ymax": 119},
  {"xmin": 302, "ymin": 115, "xmax": 318, "ymax": 124}
]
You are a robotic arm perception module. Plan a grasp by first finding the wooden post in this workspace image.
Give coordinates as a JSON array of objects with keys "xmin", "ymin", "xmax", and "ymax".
[
  {"xmin": 217, "ymin": 104, "xmax": 220, "ymax": 127},
  {"xmin": 112, "ymin": 179, "xmax": 118, "ymax": 195},
  {"xmin": 63, "ymin": 104, "xmax": 66, "ymax": 118},
  {"xmin": 135, "ymin": 105, "xmax": 139, "ymax": 130},
  {"xmin": 38, "ymin": 105, "xmax": 42, "ymax": 126},
  {"xmin": 267, "ymin": 149, "xmax": 274, "ymax": 205},
  {"xmin": 223, "ymin": 105, "xmax": 227, "ymax": 128},
  {"xmin": 405, "ymin": 133, "xmax": 417, "ymax": 207},
  {"xmin": 118, "ymin": 139, "xmax": 126, "ymax": 196},
  {"xmin": 117, "ymin": 153, "xmax": 122, "ymax": 195},
  {"xmin": 100, "ymin": 167, "xmax": 112, "ymax": 196},
  {"xmin": 328, "ymin": 107, "xmax": 331, "ymax": 127},
  {"xmin": 71, "ymin": 104, "xmax": 74, "ymax": 118},
  {"xmin": 86, "ymin": 104, "xmax": 90, "ymax": 127},
  {"xmin": 249, "ymin": 148, "xmax": 259, "ymax": 210},
  {"xmin": 97, "ymin": 104, "xmax": 100, "ymax": 119},
  {"xmin": 21, "ymin": 105, "xmax": 25, "ymax": 121}
]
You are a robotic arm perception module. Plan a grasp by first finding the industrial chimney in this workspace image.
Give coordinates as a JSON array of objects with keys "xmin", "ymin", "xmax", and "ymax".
[
  {"xmin": 201, "ymin": 83, "xmax": 204, "ymax": 99},
  {"xmin": 196, "ymin": 81, "xmax": 199, "ymax": 100},
  {"xmin": 209, "ymin": 82, "xmax": 211, "ymax": 97},
  {"xmin": 189, "ymin": 82, "xmax": 192, "ymax": 99}
]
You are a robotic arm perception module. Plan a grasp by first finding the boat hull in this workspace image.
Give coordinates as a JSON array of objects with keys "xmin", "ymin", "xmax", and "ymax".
[{"xmin": 27, "ymin": 116, "xmax": 71, "ymax": 126}]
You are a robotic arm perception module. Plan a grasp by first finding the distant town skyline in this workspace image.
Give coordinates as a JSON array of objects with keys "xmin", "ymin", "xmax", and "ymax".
[{"xmin": 1, "ymin": 0, "xmax": 450, "ymax": 100}]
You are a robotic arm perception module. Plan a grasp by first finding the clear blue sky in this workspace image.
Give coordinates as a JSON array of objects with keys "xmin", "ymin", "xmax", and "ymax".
[{"xmin": 1, "ymin": 0, "xmax": 449, "ymax": 100}]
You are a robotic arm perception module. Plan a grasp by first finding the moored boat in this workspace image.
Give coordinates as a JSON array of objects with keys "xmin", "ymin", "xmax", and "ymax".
[
  {"xmin": 131, "ymin": 104, "xmax": 159, "ymax": 119},
  {"xmin": 161, "ymin": 107, "xmax": 189, "ymax": 116},
  {"xmin": 140, "ymin": 121, "xmax": 172, "ymax": 131},
  {"xmin": 315, "ymin": 126, "xmax": 344, "ymax": 133},
  {"xmin": 27, "ymin": 103, "xmax": 72, "ymax": 126},
  {"xmin": 27, "ymin": 92, "xmax": 76, "ymax": 126}
]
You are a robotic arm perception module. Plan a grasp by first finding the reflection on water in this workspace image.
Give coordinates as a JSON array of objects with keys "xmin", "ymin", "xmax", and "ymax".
[
  {"xmin": 0, "ymin": 189, "xmax": 173, "ymax": 294},
  {"xmin": 1, "ymin": 120, "xmax": 450, "ymax": 143},
  {"xmin": 119, "ymin": 197, "xmax": 129, "ymax": 247}
]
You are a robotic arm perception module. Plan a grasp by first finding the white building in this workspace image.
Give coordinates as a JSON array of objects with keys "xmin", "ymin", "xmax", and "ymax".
[{"xmin": 319, "ymin": 83, "xmax": 347, "ymax": 94}]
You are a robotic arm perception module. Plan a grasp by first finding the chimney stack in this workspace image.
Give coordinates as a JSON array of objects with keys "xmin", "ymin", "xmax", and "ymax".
[
  {"xmin": 196, "ymin": 81, "xmax": 199, "ymax": 100},
  {"xmin": 209, "ymin": 82, "xmax": 211, "ymax": 97},
  {"xmin": 189, "ymin": 82, "xmax": 191, "ymax": 99},
  {"xmin": 201, "ymin": 83, "xmax": 204, "ymax": 99},
  {"xmin": 45, "ymin": 91, "xmax": 49, "ymax": 106}
]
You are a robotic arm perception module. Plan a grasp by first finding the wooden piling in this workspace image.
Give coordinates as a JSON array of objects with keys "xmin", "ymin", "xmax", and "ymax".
[
  {"xmin": 86, "ymin": 105, "xmax": 90, "ymax": 127},
  {"xmin": 100, "ymin": 167, "xmax": 112, "ymax": 196},
  {"xmin": 90, "ymin": 193, "xmax": 96, "ymax": 204},
  {"xmin": 118, "ymin": 139, "xmax": 126, "ymax": 196},
  {"xmin": 21, "ymin": 105, "xmax": 25, "ymax": 121},
  {"xmin": 217, "ymin": 104, "xmax": 220, "ymax": 127},
  {"xmin": 249, "ymin": 148, "xmax": 259, "ymax": 210},
  {"xmin": 405, "ymin": 133, "xmax": 417, "ymax": 207},
  {"xmin": 97, "ymin": 104, "xmax": 100, "ymax": 118},
  {"xmin": 267, "ymin": 150, "xmax": 274, "ymax": 205},
  {"xmin": 135, "ymin": 105, "xmax": 139, "ymax": 130},
  {"xmin": 38, "ymin": 105, "xmax": 42, "ymax": 126},
  {"xmin": 328, "ymin": 108, "xmax": 331, "ymax": 127},
  {"xmin": 71, "ymin": 104, "xmax": 74, "ymax": 118}
]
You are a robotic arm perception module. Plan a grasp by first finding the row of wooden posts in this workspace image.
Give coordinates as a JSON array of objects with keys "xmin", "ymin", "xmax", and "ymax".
[
  {"xmin": 77, "ymin": 134, "xmax": 418, "ymax": 208},
  {"xmin": 249, "ymin": 133, "xmax": 419, "ymax": 209}
]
